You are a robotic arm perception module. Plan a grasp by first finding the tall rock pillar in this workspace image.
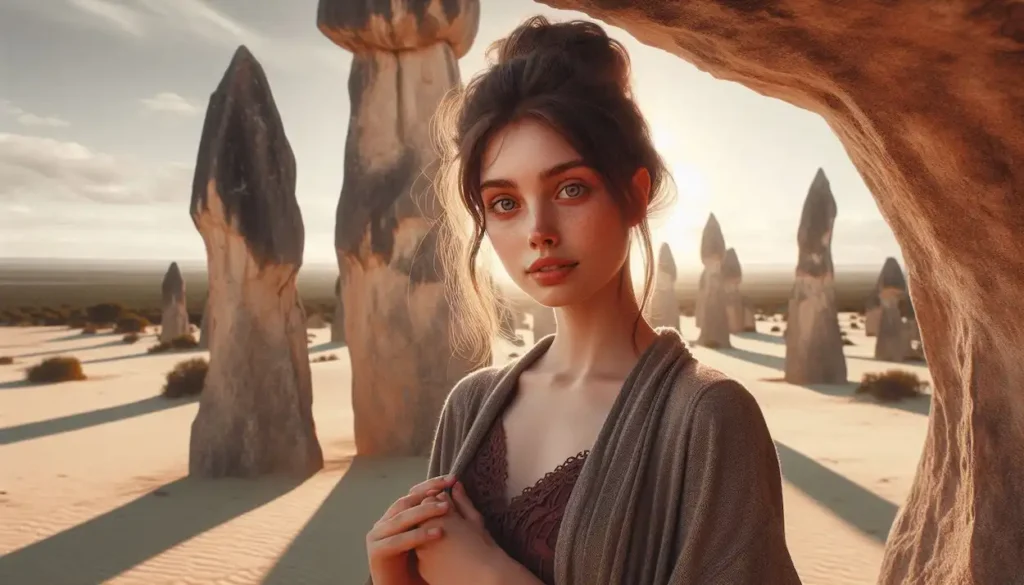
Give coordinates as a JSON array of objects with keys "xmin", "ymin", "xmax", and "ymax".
[
  {"xmin": 784, "ymin": 168, "xmax": 847, "ymax": 384},
  {"xmin": 318, "ymin": 0, "xmax": 482, "ymax": 456}
]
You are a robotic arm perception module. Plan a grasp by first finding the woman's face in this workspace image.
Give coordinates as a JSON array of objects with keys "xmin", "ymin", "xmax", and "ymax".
[{"xmin": 478, "ymin": 118, "xmax": 634, "ymax": 308}]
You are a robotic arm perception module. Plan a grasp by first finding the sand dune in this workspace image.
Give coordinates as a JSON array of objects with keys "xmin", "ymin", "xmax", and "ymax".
[{"xmin": 0, "ymin": 317, "xmax": 928, "ymax": 584}]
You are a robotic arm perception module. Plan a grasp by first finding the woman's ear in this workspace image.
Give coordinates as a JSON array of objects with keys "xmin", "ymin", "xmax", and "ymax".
[{"xmin": 629, "ymin": 167, "xmax": 652, "ymax": 226}]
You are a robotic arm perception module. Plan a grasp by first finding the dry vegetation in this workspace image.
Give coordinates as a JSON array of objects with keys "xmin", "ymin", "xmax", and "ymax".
[
  {"xmin": 856, "ymin": 370, "xmax": 928, "ymax": 402},
  {"xmin": 0, "ymin": 356, "xmax": 14, "ymax": 365},
  {"xmin": 311, "ymin": 354, "xmax": 339, "ymax": 363},
  {"xmin": 148, "ymin": 334, "xmax": 200, "ymax": 354},
  {"xmin": 122, "ymin": 333, "xmax": 140, "ymax": 344},
  {"xmin": 162, "ymin": 357, "xmax": 208, "ymax": 398},
  {"xmin": 26, "ymin": 356, "xmax": 86, "ymax": 384}
]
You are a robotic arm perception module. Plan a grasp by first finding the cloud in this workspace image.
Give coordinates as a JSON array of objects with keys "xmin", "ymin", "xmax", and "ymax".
[
  {"xmin": 67, "ymin": 0, "xmax": 145, "ymax": 37},
  {"xmin": 1, "ymin": 100, "xmax": 71, "ymax": 128},
  {"xmin": 59, "ymin": 0, "xmax": 338, "ymax": 67},
  {"xmin": 140, "ymin": 92, "xmax": 200, "ymax": 116},
  {"xmin": 0, "ymin": 132, "xmax": 193, "ymax": 206}
]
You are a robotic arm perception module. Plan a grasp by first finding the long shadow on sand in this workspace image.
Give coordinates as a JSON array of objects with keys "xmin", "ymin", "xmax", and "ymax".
[
  {"xmin": 0, "ymin": 395, "xmax": 196, "ymax": 445},
  {"xmin": 81, "ymin": 346, "xmax": 204, "ymax": 366},
  {"xmin": 14, "ymin": 339, "xmax": 124, "ymax": 360},
  {"xmin": 734, "ymin": 331, "xmax": 786, "ymax": 345},
  {"xmin": 775, "ymin": 441, "xmax": 899, "ymax": 543},
  {"xmin": 0, "ymin": 475, "xmax": 306, "ymax": 584},
  {"xmin": 262, "ymin": 456, "xmax": 427, "ymax": 585},
  {"xmin": 709, "ymin": 346, "xmax": 786, "ymax": 371},
  {"xmin": 308, "ymin": 341, "xmax": 346, "ymax": 354}
]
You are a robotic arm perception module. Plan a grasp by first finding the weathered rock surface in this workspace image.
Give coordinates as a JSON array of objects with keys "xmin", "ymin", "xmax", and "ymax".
[
  {"xmin": 160, "ymin": 262, "xmax": 190, "ymax": 342},
  {"xmin": 722, "ymin": 247, "xmax": 744, "ymax": 333},
  {"xmin": 742, "ymin": 298, "xmax": 756, "ymax": 332},
  {"xmin": 697, "ymin": 214, "xmax": 730, "ymax": 348},
  {"xmin": 650, "ymin": 243, "xmax": 679, "ymax": 330},
  {"xmin": 198, "ymin": 294, "xmax": 210, "ymax": 350},
  {"xmin": 331, "ymin": 275, "xmax": 345, "ymax": 344},
  {"xmin": 865, "ymin": 291, "xmax": 881, "ymax": 337},
  {"xmin": 187, "ymin": 46, "xmax": 323, "ymax": 477},
  {"xmin": 784, "ymin": 169, "xmax": 846, "ymax": 384},
  {"xmin": 319, "ymin": 0, "xmax": 483, "ymax": 456},
  {"xmin": 533, "ymin": 2, "xmax": 1024, "ymax": 580},
  {"xmin": 875, "ymin": 257, "xmax": 912, "ymax": 361}
]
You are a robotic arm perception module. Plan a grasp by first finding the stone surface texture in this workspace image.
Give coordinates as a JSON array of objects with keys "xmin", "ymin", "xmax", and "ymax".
[
  {"xmin": 865, "ymin": 292, "xmax": 881, "ymax": 337},
  {"xmin": 722, "ymin": 247, "xmax": 744, "ymax": 333},
  {"xmin": 875, "ymin": 257, "xmax": 912, "ymax": 361},
  {"xmin": 534, "ymin": 1, "xmax": 1024, "ymax": 582},
  {"xmin": 160, "ymin": 262, "xmax": 190, "ymax": 342},
  {"xmin": 784, "ymin": 169, "xmax": 847, "ymax": 384},
  {"xmin": 331, "ymin": 275, "xmax": 345, "ymax": 344},
  {"xmin": 198, "ymin": 295, "xmax": 210, "ymax": 350},
  {"xmin": 319, "ymin": 0, "xmax": 483, "ymax": 456},
  {"xmin": 696, "ymin": 214, "xmax": 730, "ymax": 348},
  {"xmin": 187, "ymin": 46, "xmax": 324, "ymax": 478},
  {"xmin": 650, "ymin": 243, "xmax": 679, "ymax": 330}
]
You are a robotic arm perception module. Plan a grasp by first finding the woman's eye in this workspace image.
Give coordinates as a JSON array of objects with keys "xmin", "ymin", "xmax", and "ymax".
[
  {"xmin": 558, "ymin": 182, "xmax": 587, "ymax": 199},
  {"xmin": 490, "ymin": 198, "xmax": 517, "ymax": 213}
]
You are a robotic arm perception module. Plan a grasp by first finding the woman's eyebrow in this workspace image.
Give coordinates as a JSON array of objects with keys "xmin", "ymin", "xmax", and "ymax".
[{"xmin": 479, "ymin": 158, "xmax": 588, "ymax": 191}]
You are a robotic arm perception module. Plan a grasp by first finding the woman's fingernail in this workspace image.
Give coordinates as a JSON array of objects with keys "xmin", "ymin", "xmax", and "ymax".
[
  {"xmin": 427, "ymin": 527, "xmax": 441, "ymax": 537},
  {"xmin": 436, "ymin": 501, "xmax": 448, "ymax": 509}
]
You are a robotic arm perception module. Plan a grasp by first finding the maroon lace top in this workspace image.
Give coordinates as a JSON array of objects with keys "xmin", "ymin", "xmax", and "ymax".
[{"xmin": 461, "ymin": 419, "xmax": 589, "ymax": 585}]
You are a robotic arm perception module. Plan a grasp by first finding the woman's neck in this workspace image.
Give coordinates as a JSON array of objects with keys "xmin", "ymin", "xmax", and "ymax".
[{"xmin": 538, "ymin": 269, "xmax": 659, "ymax": 382}]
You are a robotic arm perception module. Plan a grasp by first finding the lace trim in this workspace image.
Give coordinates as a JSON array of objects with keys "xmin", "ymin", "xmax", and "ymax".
[{"xmin": 463, "ymin": 419, "xmax": 589, "ymax": 585}]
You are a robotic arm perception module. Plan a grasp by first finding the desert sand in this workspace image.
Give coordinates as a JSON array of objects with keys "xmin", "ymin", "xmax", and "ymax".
[{"xmin": 0, "ymin": 316, "xmax": 929, "ymax": 585}]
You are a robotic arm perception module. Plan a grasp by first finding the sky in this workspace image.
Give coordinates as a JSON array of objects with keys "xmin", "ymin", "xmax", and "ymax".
[{"xmin": 0, "ymin": 0, "xmax": 905, "ymax": 272}]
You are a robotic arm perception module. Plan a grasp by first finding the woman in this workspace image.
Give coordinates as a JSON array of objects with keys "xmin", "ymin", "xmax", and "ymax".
[{"xmin": 366, "ymin": 15, "xmax": 802, "ymax": 585}]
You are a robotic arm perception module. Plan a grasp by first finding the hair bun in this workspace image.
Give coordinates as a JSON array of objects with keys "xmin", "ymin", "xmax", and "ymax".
[{"xmin": 489, "ymin": 16, "xmax": 631, "ymax": 93}]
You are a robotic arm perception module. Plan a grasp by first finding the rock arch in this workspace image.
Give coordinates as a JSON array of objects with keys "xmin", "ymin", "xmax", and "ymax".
[{"xmin": 536, "ymin": 1, "xmax": 1024, "ymax": 582}]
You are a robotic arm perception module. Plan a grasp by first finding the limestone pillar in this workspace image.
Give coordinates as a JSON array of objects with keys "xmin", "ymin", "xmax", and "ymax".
[
  {"xmin": 650, "ymin": 243, "xmax": 680, "ymax": 330},
  {"xmin": 330, "ymin": 275, "xmax": 345, "ymax": 344},
  {"xmin": 864, "ymin": 291, "xmax": 881, "ymax": 337},
  {"xmin": 722, "ymin": 247, "xmax": 744, "ymax": 333},
  {"xmin": 697, "ymin": 214, "xmax": 731, "ymax": 348},
  {"xmin": 318, "ymin": 0, "xmax": 482, "ymax": 456},
  {"xmin": 187, "ymin": 46, "xmax": 323, "ymax": 477},
  {"xmin": 160, "ymin": 262, "xmax": 189, "ymax": 342},
  {"xmin": 875, "ymin": 257, "xmax": 912, "ymax": 361},
  {"xmin": 784, "ymin": 168, "xmax": 846, "ymax": 384}
]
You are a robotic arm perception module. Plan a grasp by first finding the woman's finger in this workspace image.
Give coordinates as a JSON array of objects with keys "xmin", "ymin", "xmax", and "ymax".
[
  {"xmin": 370, "ymin": 498, "xmax": 450, "ymax": 541},
  {"xmin": 407, "ymin": 475, "xmax": 457, "ymax": 498},
  {"xmin": 369, "ymin": 525, "xmax": 444, "ymax": 558},
  {"xmin": 451, "ymin": 481, "xmax": 484, "ymax": 526},
  {"xmin": 379, "ymin": 487, "xmax": 442, "ymax": 521}
]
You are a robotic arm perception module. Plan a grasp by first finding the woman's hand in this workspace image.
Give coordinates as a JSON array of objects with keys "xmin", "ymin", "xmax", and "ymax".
[
  {"xmin": 416, "ymin": 481, "xmax": 527, "ymax": 585},
  {"xmin": 367, "ymin": 475, "xmax": 457, "ymax": 585}
]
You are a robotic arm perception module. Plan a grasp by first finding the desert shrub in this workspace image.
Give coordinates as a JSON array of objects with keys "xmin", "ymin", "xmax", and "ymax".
[
  {"xmin": 0, "ymin": 356, "xmax": 13, "ymax": 365},
  {"xmin": 81, "ymin": 324, "xmax": 98, "ymax": 335},
  {"xmin": 123, "ymin": 333, "xmax": 140, "ymax": 344},
  {"xmin": 311, "ymin": 354, "xmax": 339, "ymax": 363},
  {"xmin": 770, "ymin": 325, "xmax": 781, "ymax": 333},
  {"xmin": 68, "ymin": 314, "xmax": 89, "ymax": 328},
  {"xmin": 856, "ymin": 370, "xmax": 928, "ymax": 402},
  {"xmin": 86, "ymin": 303, "xmax": 125, "ymax": 324},
  {"xmin": 26, "ymin": 356, "xmax": 86, "ymax": 384},
  {"xmin": 115, "ymin": 314, "xmax": 150, "ymax": 333},
  {"xmin": 162, "ymin": 357, "xmax": 208, "ymax": 398},
  {"xmin": 850, "ymin": 322, "xmax": 860, "ymax": 330},
  {"xmin": 842, "ymin": 337, "xmax": 855, "ymax": 346},
  {"xmin": 148, "ymin": 334, "xmax": 199, "ymax": 354}
]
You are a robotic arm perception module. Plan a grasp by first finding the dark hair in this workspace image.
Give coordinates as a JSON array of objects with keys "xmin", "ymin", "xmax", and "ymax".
[{"xmin": 434, "ymin": 15, "xmax": 674, "ymax": 362}]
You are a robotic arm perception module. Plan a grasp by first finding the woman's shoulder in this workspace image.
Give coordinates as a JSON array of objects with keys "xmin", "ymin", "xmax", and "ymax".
[{"xmin": 664, "ymin": 357, "xmax": 769, "ymax": 437}]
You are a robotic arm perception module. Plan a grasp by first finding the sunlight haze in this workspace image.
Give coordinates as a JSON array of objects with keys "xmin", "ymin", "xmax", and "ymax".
[{"xmin": 0, "ymin": 0, "xmax": 904, "ymax": 274}]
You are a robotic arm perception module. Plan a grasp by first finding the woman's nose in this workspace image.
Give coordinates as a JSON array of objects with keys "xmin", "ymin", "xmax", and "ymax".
[{"xmin": 528, "ymin": 228, "xmax": 559, "ymax": 250}]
